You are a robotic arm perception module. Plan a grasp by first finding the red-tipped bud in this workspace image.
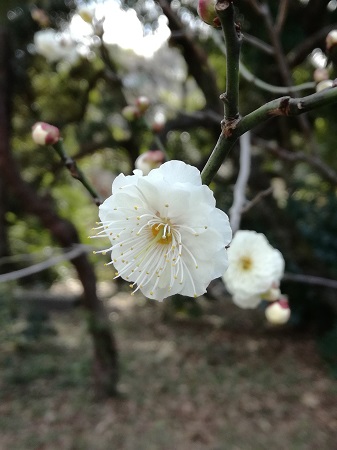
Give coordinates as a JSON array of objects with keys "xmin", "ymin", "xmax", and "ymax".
[
  {"xmin": 135, "ymin": 96, "xmax": 150, "ymax": 114},
  {"xmin": 32, "ymin": 122, "xmax": 60, "ymax": 145},
  {"xmin": 135, "ymin": 150, "xmax": 166, "ymax": 175},
  {"xmin": 265, "ymin": 297, "xmax": 290, "ymax": 325},
  {"xmin": 326, "ymin": 30, "xmax": 337, "ymax": 51},
  {"xmin": 122, "ymin": 105, "xmax": 141, "ymax": 121},
  {"xmin": 197, "ymin": 0, "xmax": 221, "ymax": 28}
]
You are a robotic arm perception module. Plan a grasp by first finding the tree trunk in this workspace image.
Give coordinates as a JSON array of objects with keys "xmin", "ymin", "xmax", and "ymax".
[{"xmin": 0, "ymin": 26, "xmax": 119, "ymax": 396}]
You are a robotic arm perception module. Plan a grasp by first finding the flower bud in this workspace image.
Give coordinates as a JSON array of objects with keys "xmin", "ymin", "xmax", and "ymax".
[
  {"xmin": 135, "ymin": 150, "xmax": 166, "ymax": 175},
  {"xmin": 197, "ymin": 0, "xmax": 221, "ymax": 28},
  {"xmin": 152, "ymin": 112, "xmax": 166, "ymax": 133},
  {"xmin": 265, "ymin": 298, "xmax": 290, "ymax": 325},
  {"xmin": 31, "ymin": 8, "xmax": 50, "ymax": 28},
  {"xmin": 78, "ymin": 6, "xmax": 95, "ymax": 24},
  {"xmin": 135, "ymin": 96, "xmax": 150, "ymax": 114},
  {"xmin": 32, "ymin": 122, "xmax": 60, "ymax": 145},
  {"xmin": 316, "ymin": 79, "xmax": 334, "ymax": 92},
  {"xmin": 313, "ymin": 68, "xmax": 329, "ymax": 83},
  {"xmin": 122, "ymin": 105, "xmax": 141, "ymax": 121},
  {"xmin": 326, "ymin": 30, "xmax": 337, "ymax": 51}
]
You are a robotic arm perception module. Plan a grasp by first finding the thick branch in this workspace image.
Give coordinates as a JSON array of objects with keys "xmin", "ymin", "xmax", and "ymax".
[
  {"xmin": 201, "ymin": 86, "xmax": 337, "ymax": 185},
  {"xmin": 216, "ymin": 0, "xmax": 242, "ymax": 120}
]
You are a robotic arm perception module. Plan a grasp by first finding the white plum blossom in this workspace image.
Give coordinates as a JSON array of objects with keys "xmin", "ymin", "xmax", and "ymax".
[
  {"xmin": 34, "ymin": 29, "xmax": 79, "ymax": 64},
  {"xmin": 223, "ymin": 230, "xmax": 284, "ymax": 309},
  {"xmin": 95, "ymin": 160, "xmax": 232, "ymax": 301}
]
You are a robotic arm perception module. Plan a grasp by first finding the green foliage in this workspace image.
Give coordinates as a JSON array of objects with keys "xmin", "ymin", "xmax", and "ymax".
[
  {"xmin": 288, "ymin": 180, "xmax": 337, "ymax": 276},
  {"xmin": 318, "ymin": 324, "xmax": 337, "ymax": 378}
]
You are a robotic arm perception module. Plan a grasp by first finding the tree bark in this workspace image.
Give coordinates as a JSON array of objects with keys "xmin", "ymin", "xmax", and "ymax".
[{"xmin": 0, "ymin": 26, "xmax": 119, "ymax": 396}]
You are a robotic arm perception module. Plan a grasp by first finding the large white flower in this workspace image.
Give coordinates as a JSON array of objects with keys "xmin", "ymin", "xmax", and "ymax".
[
  {"xmin": 223, "ymin": 230, "xmax": 284, "ymax": 309},
  {"xmin": 96, "ymin": 160, "xmax": 232, "ymax": 301}
]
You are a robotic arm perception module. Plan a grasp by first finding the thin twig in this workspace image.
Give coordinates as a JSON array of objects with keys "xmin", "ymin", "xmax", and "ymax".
[
  {"xmin": 241, "ymin": 186, "xmax": 273, "ymax": 214},
  {"xmin": 53, "ymin": 140, "xmax": 102, "ymax": 206},
  {"xmin": 275, "ymin": 0, "xmax": 289, "ymax": 34},
  {"xmin": 0, "ymin": 245, "xmax": 90, "ymax": 283},
  {"xmin": 283, "ymin": 273, "xmax": 337, "ymax": 290},
  {"xmin": 229, "ymin": 131, "xmax": 251, "ymax": 233}
]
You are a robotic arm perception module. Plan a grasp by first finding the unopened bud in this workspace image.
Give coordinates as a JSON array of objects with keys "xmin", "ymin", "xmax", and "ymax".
[
  {"xmin": 32, "ymin": 122, "xmax": 60, "ymax": 145},
  {"xmin": 152, "ymin": 112, "xmax": 166, "ymax": 133},
  {"xmin": 78, "ymin": 6, "xmax": 95, "ymax": 24},
  {"xmin": 197, "ymin": 0, "xmax": 221, "ymax": 28},
  {"xmin": 31, "ymin": 8, "xmax": 50, "ymax": 27},
  {"xmin": 326, "ymin": 30, "xmax": 337, "ymax": 51},
  {"xmin": 135, "ymin": 150, "xmax": 166, "ymax": 175},
  {"xmin": 122, "ymin": 105, "xmax": 141, "ymax": 121},
  {"xmin": 313, "ymin": 68, "xmax": 329, "ymax": 83},
  {"xmin": 135, "ymin": 96, "xmax": 150, "ymax": 114},
  {"xmin": 265, "ymin": 298, "xmax": 290, "ymax": 325},
  {"xmin": 316, "ymin": 79, "xmax": 334, "ymax": 92}
]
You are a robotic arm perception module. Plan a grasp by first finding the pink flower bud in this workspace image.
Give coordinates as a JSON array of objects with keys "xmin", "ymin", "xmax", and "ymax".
[
  {"xmin": 152, "ymin": 112, "xmax": 166, "ymax": 133},
  {"xmin": 32, "ymin": 122, "xmax": 60, "ymax": 145},
  {"xmin": 326, "ymin": 30, "xmax": 337, "ymax": 51},
  {"xmin": 135, "ymin": 150, "xmax": 166, "ymax": 175},
  {"xmin": 31, "ymin": 8, "xmax": 50, "ymax": 28},
  {"xmin": 265, "ymin": 297, "xmax": 290, "ymax": 325},
  {"xmin": 197, "ymin": 0, "xmax": 221, "ymax": 28},
  {"xmin": 122, "ymin": 105, "xmax": 141, "ymax": 121},
  {"xmin": 313, "ymin": 68, "xmax": 329, "ymax": 83},
  {"xmin": 135, "ymin": 96, "xmax": 150, "ymax": 114}
]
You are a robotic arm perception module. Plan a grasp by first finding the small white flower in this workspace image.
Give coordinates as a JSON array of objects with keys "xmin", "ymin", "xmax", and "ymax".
[
  {"xmin": 95, "ymin": 160, "xmax": 232, "ymax": 301},
  {"xmin": 223, "ymin": 230, "xmax": 284, "ymax": 309}
]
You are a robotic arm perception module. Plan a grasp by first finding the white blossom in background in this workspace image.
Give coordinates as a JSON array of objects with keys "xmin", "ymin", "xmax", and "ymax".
[
  {"xmin": 95, "ymin": 160, "xmax": 232, "ymax": 301},
  {"xmin": 34, "ymin": 29, "xmax": 79, "ymax": 64},
  {"xmin": 135, "ymin": 150, "xmax": 166, "ymax": 175},
  {"xmin": 223, "ymin": 230, "xmax": 285, "ymax": 309}
]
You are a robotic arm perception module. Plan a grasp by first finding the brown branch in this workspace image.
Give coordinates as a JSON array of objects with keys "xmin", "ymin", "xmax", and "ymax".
[{"xmin": 275, "ymin": 0, "xmax": 289, "ymax": 34}]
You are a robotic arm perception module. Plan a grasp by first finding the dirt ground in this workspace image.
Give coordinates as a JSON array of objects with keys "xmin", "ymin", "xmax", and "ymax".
[{"xmin": 0, "ymin": 285, "xmax": 336, "ymax": 450}]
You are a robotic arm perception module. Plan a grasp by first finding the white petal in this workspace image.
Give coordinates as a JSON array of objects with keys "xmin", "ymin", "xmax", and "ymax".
[{"xmin": 149, "ymin": 160, "xmax": 202, "ymax": 186}]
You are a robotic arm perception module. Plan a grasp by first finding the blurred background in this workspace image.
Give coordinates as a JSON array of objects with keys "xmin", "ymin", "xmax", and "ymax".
[{"xmin": 0, "ymin": 0, "xmax": 337, "ymax": 448}]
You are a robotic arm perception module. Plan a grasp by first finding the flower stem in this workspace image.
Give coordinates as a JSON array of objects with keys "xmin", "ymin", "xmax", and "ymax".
[{"xmin": 53, "ymin": 140, "xmax": 102, "ymax": 206}]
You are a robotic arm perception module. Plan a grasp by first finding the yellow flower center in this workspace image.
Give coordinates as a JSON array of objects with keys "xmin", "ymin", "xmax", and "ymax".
[
  {"xmin": 151, "ymin": 223, "xmax": 172, "ymax": 245},
  {"xmin": 239, "ymin": 256, "xmax": 253, "ymax": 271}
]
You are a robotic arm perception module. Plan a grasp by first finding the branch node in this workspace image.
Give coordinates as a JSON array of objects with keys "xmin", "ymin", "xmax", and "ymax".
[{"xmin": 221, "ymin": 115, "xmax": 241, "ymax": 137}]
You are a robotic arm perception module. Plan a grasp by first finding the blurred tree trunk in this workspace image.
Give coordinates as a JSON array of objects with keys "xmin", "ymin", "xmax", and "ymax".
[
  {"xmin": 0, "ymin": 26, "xmax": 119, "ymax": 396},
  {"xmin": 0, "ymin": 25, "xmax": 10, "ymax": 273}
]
